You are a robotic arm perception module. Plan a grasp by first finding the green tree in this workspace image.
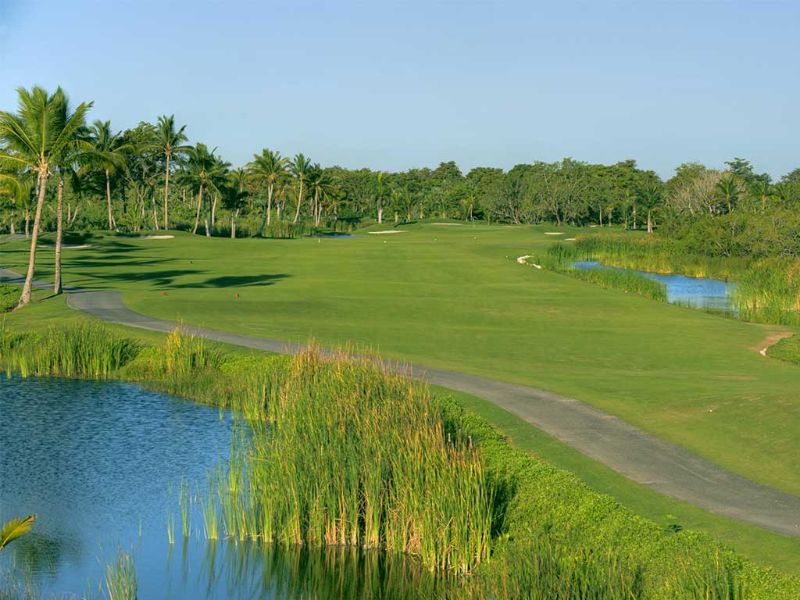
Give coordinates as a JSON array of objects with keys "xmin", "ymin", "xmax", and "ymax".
[
  {"xmin": 86, "ymin": 120, "xmax": 130, "ymax": 230},
  {"xmin": 0, "ymin": 86, "xmax": 92, "ymax": 306},
  {"xmin": 155, "ymin": 115, "xmax": 189, "ymax": 229},
  {"xmin": 248, "ymin": 148, "xmax": 288, "ymax": 234},
  {"xmin": 180, "ymin": 143, "xmax": 226, "ymax": 236},
  {"xmin": 290, "ymin": 153, "xmax": 312, "ymax": 224}
]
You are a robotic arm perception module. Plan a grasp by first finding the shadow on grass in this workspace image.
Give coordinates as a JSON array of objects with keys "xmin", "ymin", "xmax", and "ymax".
[{"xmin": 172, "ymin": 274, "xmax": 289, "ymax": 288}]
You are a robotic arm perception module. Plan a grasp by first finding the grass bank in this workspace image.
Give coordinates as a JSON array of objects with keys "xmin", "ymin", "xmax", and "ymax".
[
  {"xmin": 560, "ymin": 234, "xmax": 800, "ymax": 325},
  {"xmin": 1, "ymin": 321, "xmax": 798, "ymax": 598}
]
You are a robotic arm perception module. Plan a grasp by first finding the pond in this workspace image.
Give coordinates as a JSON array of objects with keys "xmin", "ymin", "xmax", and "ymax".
[
  {"xmin": 574, "ymin": 261, "xmax": 736, "ymax": 313},
  {"xmin": 0, "ymin": 377, "xmax": 435, "ymax": 599}
]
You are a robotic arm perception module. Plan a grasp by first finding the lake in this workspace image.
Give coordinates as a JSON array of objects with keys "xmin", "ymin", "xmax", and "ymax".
[{"xmin": 0, "ymin": 377, "xmax": 435, "ymax": 599}]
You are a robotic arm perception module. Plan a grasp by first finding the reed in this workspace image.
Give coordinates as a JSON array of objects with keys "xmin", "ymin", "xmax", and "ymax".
[
  {"xmin": 0, "ymin": 321, "xmax": 138, "ymax": 378},
  {"xmin": 104, "ymin": 550, "xmax": 137, "ymax": 600},
  {"xmin": 201, "ymin": 348, "xmax": 495, "ymax": 575}
]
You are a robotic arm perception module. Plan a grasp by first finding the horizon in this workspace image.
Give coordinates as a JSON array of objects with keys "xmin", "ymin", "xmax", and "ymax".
[{"xmin": 1, "ymin": 0, "xmax": 798, "ymax": 179}]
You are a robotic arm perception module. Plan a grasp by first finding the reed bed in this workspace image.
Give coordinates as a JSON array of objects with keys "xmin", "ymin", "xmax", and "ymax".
[
  {"xmin": 0, "ymin": 321, "xmax": 138, "ymax": 378},
  {"xmin": 206, "ymin": 348, "xmax": 494, "ymax": 575},
  {"xmin": 545, "ymin": 234, "xmax": 800, "ymax": 325},
  {"xmin": 536, "ymin": 243, "xmax": 668, "ymax": 302}
]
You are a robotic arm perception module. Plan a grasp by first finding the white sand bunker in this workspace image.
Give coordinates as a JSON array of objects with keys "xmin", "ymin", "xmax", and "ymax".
[
  {"xmin": 142, "ymin": 235, "xmax": 175, "ymax": 240},
  {"xmin": 368, "ymin": 230, "xmax": 406, "ymax": 235},
  {"xmin": 516, "ymin": 255, "xmax": 542, "ymax": 269},
  {"xmin": 64, "ymin": 244, "xmax": 91, "ymax": 249},
  {"xmin": 544, "ymin": 232, "xmax": 564, "ymax": 236},
  {"xmin": 564, "ymin": 238, "xmax": 576, "ymax": 241}
]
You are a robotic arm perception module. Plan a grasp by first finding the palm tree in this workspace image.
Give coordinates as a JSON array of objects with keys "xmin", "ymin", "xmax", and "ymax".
[
  {"xmin": 0, "ymin": 86, "xmax": 92, "ymax": 307},
  {"xmin": 155, "ymin": 115, "xmax": 189, "ymax": 230},
  {"xmin": 290, "ymin": 153, "xmax": 312, "ymax": 224},
  {"xmin": 248, "ymin": 148, "xmax": 287, "ymax": 234},
  {"xmin": 180, "ymin": 143, "xmax": 226, "ymax": 236},
  {"xmin": 225, "ymin": 168, "xmax": 249, "ymax": 238},
  {"xmin": 307, "ymin": 165, "xmax": 336, "ymax": 226},
  {"xmin": 716, "ymin": 175, "xmax": 741, "ymax": 214},
  {"xmin": 87, "ymin": 120, "xmax": 130, "ymax": 230}
]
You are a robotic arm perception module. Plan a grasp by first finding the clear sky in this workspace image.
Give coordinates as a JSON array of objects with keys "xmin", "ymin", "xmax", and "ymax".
[{"xmin": 0, "ymin": 0, "xmax": 797, "ymax": 179}]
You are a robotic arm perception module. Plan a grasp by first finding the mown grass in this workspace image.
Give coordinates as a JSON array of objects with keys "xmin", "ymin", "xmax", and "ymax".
[{"xmin": 1, "ymin": 322, "xmax": 797, "ymax": 598}]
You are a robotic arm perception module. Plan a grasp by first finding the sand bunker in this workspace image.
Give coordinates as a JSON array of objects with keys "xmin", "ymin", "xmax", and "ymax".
[
  {"xmin": 544, "ymin": 232, "xmax": 564, "ymax": 236},
  {"xmin": 142, "ymin": 235, "xmax": 175, "ymax": 240},
  {"xmin": 368, "ymin": 230, "xmax": 406, "ymax": 235}
]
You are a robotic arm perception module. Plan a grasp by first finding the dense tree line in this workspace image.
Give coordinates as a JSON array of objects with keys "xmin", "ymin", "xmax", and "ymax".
[{"xmin": 2, "ymin": 85, "xmax": 800, "ymax": 307}]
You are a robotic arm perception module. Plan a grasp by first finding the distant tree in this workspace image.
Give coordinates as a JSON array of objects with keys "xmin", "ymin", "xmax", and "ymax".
[
  {"xmin": 180, "ymin": 143, "xmax": 226, "ymax": 236},
  {"xmin": 223, "ymin": 168, "xmax": 249, "ymax": 238},
  {"xmin": 154, "ymin": 115, "xmax": 189, "ymax": 230},
  {"xmin": 290, "ymin": 153, "xmax": 312, "ymax": 224},
  {"xmin": 86, "ymin": 120, "xmax": 130, "ymax": 230},
  {"xmin": 0, "ymin": 86, "xmax": 92, "ymax": 306},
  {"xmin": 248, "ymin": 148, "xmax": 288, "ymax": 234}
]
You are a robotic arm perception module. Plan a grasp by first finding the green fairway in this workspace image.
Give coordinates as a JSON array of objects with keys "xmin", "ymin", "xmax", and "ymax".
[{"xmin": 3, "ymin": 224, "xmax": 799, "ymax": 499}]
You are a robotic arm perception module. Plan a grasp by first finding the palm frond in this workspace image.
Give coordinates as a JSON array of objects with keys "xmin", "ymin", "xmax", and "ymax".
[{"xmin": 0, "ymin": 515, "xmax": 35, "ymax": 550}]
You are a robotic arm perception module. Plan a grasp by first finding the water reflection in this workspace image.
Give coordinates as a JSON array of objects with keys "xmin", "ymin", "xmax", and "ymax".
[{"xmin": 0, "ymin": 377, "xmax": 453, "ymax": 599}]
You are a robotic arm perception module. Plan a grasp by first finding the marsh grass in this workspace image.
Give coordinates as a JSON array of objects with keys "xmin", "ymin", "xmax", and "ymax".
[
  {"xmin": 0, "ymin": 321, "xmax": 138, "ymax": 378},
  {"xmin": 104, "ymin": 550, "xmax": 137, "ymax": 600},
  {"xmin": 201, "ymin": 348, "xmax": 494, "ymax": 575},
  {"xmin": 545, "ymin": 235, "xmax": 800, "ymax": 325},
  {"xmin": 536, "ymin": 243, "xmax": 667, "ymax": 301}
]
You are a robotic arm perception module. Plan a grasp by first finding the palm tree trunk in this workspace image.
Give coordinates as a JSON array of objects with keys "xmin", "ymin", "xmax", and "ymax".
[
  {"xmin": 211, "ymin": 193, "xmax": 218, "ymax": 228},
  {"xmin": 18, "ymin": 170, "xmax": 48, "ymax": 308},
  {"xmin": 54, "ymin": 175, "xmax": 65, "ymax": 295},
  {"xmin": 105, "ymin": 170, "xmax": 115, "ymax": 230},
  {"xmin": 231, "ymin": 208, "xmax": 240, "ymax": 239},
  {"xmin": 293, "ymin": 182, "xmax": 304, "ymax": 223},
  {"xmin": 24, "ymin": 210, "xmax": 29, "ymax": 238},
  {"xmin": 163, "ymin": 153, "xmax": 171, "ymax": 230},
  {"xmin": 192, "ymin": 186, "xmax": 203, "ymax": 234},
  {"xmin": 647, "ymin": 210, "xmax": 653, "ymax": 234},
  {"xmin": 267, "ymin": 183, "xmax": 273, "ymax": 227}
]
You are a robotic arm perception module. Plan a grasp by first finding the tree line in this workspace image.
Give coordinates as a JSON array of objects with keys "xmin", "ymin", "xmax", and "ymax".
[{"xmin": 2, "ymin": 85, "xmax": 799, "ymax": 307}]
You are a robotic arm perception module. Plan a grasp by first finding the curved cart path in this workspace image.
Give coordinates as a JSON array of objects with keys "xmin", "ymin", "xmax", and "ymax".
[{"xmin": 2, "ymin": 268, "xmax": 799, "ymax": 537}]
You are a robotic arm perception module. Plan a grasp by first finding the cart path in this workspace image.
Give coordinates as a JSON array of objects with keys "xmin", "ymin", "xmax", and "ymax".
[{"xmin": 2, "ymin": 268, "xmax": 799, "ymax": 538}]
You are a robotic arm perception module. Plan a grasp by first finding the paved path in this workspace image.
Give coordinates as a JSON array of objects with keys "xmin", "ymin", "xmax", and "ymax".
[{"xmin": 3, "ymin": 269, "xmax": 799, "ymax": 537}]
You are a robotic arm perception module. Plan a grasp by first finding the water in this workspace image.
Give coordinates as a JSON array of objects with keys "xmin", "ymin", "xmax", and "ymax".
[
  {"xmin": 574, "ymin": 261, "xmax": 736, "ymax": 312},
  {"xmin": 0, "ymin": 377, "xmax": 436, "ymax": 599}
]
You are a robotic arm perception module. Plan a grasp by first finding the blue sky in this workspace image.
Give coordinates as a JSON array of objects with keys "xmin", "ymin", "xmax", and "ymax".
[{"xmin": 0, "ymin": 1, "xmax": 797, "ymax": 178}]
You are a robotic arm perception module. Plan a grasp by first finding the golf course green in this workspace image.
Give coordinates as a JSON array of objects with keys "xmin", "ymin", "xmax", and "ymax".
[{"xmin": 2, "ymin": 223, "xmax": 799, "ymax": 573}]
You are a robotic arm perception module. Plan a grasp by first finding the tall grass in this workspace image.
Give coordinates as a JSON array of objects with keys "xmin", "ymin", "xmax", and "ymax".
[
  {"xmin": 546, "ymin": 234, "xmax": 800, "ymax": 325},
  {"xmin": 104, "ymin": 550, "xmax": 137, "ymax": 600},
  {"xmin": 204, "ymin": 348, "xmax": 494, "ymax": 575},
  {"xmin": 535, "ymin": 243, "xmax": 668, "ymax": 301},
  {"xmin": 0, "ymin": 321, "xmax": 138, "ymax": 378}
]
